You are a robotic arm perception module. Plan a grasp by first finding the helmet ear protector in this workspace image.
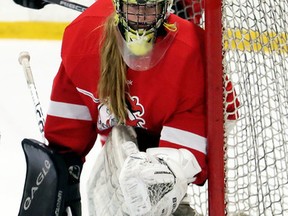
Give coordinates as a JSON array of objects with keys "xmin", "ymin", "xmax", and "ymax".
[{"xmin": 113, "ymin": 0, "xmax": 178, "ymax": 71}]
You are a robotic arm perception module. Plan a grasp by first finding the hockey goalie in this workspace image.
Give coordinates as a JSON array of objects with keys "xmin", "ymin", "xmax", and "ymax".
[{"xmin": 16, "ymin": 0, "xmax": 210, "ymax": 214}]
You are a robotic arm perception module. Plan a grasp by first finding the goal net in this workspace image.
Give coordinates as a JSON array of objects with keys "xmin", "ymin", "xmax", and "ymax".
[{"xmin": 172, "ymin": 0, "xmax": 288, "ymax": 215}]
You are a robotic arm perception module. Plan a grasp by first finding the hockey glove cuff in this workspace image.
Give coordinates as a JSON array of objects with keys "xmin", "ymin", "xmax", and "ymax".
[{"xmin": 146, "ymin": 147, "xmax": 202, "ymax": 184}]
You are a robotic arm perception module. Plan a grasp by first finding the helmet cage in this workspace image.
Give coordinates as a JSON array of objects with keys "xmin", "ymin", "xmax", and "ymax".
[
  {"xmin": 118, "ymin": 1, "xmax": 168, "ymax": 32},
  {"xmin": 113, "ymin": 0, "xmax": 176, "ymax": 69},
  {"xmin": 115, "ymin": 0, "xmax": 171, "ymax": 34}
]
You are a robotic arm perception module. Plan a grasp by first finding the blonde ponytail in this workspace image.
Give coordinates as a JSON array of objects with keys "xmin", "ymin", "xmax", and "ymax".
[{"xmin": 98, "ymin": 14, "xmax": 128, "ymax": 124}]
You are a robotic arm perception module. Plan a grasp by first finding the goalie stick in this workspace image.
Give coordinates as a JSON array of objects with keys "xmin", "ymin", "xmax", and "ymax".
[
  {"xmin": 44, "ymin": 0, "xmax": 87, "ymax": 12},
  {"xmin": 14, "ymin": 0, "xmax": 88, "ymax": 12},
  {"xmin": 18, "ymin": 52, "xmax": 77, "ymax": 216},
  {"xmin": 18, "ymin": 51, "xmax": 47, "ymax": 143}
]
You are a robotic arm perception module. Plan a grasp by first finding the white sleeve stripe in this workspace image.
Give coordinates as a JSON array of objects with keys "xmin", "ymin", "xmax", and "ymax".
[
  {"xmin": 47, "ymin": 100, "xmax": 92, "ymax": 121},
  {"xmin": 161, "ymin": 126, "xmax": 207, "ymax": 154}
]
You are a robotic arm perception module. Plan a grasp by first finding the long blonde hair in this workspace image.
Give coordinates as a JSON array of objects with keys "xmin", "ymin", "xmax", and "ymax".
[{"xmin": 98, "ymin": 14, "xmax": 127, "ymax": 124}]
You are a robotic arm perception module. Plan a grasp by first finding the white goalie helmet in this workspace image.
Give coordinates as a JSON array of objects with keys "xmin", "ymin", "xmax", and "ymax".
[{"xmin": 114, "ymin": 0, "xmax": 178, "ymax": 71}]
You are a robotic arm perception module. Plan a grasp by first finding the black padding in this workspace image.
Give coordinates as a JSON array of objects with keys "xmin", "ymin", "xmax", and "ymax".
[
  {"xmin": 134, "ymin": 127, "xmax": 160, "ymax": 151},
  {"xmin": 18, "ymin": 139, "xmax": 68, "ymax": 216}
]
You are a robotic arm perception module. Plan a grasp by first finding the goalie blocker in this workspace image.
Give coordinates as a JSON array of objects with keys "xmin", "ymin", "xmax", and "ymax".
[{"xmin": 18, "ymin": 139, "xmax": 83, "ymax": 216}]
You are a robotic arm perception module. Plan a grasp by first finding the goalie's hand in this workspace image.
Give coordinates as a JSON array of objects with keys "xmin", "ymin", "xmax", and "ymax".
[
  {"xmin": 13, "ymin": 0, "xmax": 48, "ymax": 9},
  {"xmin": 119, "ymin": 151, "xmax": 188, "ymax": 216}
]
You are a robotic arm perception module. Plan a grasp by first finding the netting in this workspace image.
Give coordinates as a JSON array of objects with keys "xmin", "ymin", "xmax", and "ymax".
[
  {"xmin": 222, "ymin": 0, "xmax": 288, "ymax": 215},
  {"xmin": 172, "ymin": 0, "xmax": 288, "ymax": 215}
]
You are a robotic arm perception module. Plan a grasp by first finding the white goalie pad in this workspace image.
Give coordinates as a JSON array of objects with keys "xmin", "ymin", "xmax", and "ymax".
[{"xmin": 86, "ymin": 125, "xmax": 140, "ymax": 216}]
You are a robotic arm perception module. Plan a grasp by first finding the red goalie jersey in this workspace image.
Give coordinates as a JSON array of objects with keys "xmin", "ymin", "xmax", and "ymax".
[{"xmin": 45, "ymin": 0, "xmax": 208, "ymax": 184}]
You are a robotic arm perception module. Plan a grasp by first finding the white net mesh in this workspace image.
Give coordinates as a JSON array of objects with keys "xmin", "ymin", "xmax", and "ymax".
[
  {"xmin": 222, "ymin": 0, "xmax": 288, "ymax": 215},
  {"xmin": 172, "ymin": 0, "xmax": 288, "ymax": 215}
]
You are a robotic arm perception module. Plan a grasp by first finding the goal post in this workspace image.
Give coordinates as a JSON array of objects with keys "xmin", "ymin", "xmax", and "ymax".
[
  {"xmin": 205, "ymin": 1, "xmax": 225, "ymax": 216},
  {"xmin": 173, "ymin": 0, "xmax": 288, "ymax": 215}
]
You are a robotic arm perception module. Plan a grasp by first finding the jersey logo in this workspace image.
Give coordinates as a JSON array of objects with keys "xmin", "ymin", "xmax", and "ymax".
[
  {"xmin": 97, "ymin": 94, "xmax": 145, "ymax": 131},
  {"xmin": 126, "ymin": 94, "xmax": 145, "ymax": 127},
  {"xmin": 76, "ymin": 87, "xmax": 145, "ymax": 130},
  {"xmin": 97, "ymin": 103, "xmax": 118, "ymax": 130}
]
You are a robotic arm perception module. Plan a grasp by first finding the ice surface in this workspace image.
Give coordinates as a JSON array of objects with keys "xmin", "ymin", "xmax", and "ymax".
[{"xmin": 0, "ymin": 39, "xmax": 101, "ymax": 216}]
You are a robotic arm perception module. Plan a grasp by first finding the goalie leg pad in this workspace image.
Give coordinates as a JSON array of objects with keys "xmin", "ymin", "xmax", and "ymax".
[{"xmin": 18, "ymin": 139, "xmax": 68, "ymax": 216}]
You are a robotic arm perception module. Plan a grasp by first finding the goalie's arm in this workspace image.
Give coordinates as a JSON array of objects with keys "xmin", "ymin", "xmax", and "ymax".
[{"xmin": 157, "ymin": 111, "xmax": 208, "ymax": 185}]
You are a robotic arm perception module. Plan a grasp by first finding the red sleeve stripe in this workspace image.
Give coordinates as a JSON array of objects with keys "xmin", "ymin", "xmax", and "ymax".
[
  {"xmin": 160, "ymin": 126, "xmax": 207, "ymax": 154},
  {"xmin": 47, "ymin": 100, "xmax": 92, "ymax": 121}
]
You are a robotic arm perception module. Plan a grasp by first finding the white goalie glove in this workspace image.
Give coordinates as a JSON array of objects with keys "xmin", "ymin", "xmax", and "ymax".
[{"xmin": 119, "ymin": 147, "xmax": 202, "ymax": 216}]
